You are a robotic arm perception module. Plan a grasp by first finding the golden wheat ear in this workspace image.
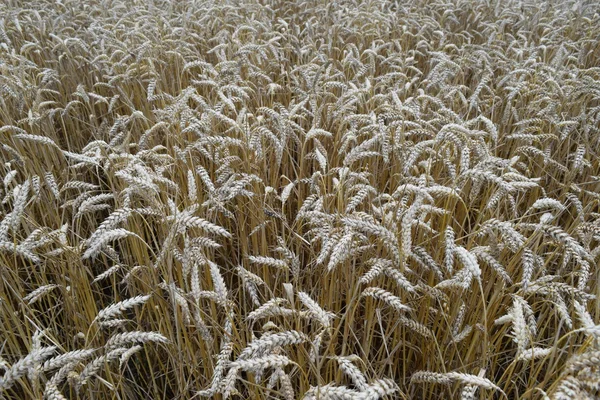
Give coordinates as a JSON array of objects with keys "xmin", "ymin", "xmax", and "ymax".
[{"xmin": 0, "ymin": 0, "xmax": 599, "ymax": 398}]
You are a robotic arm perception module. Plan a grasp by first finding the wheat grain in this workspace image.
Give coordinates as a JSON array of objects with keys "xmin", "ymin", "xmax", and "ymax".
[{"xmin": 1, "ymin": 1, "xmax": 599, "ymax": 398}]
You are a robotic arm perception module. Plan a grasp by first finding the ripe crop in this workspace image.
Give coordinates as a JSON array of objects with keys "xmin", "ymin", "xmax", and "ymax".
[{"xmin": 1, "ymin": 0, "xmax": 599, "ymax": 398}]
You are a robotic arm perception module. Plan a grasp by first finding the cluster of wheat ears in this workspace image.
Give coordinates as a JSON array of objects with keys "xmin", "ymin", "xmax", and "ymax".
[{"xmin": 0, "ymin": 0, "xmax": 599, "ymax": 398}]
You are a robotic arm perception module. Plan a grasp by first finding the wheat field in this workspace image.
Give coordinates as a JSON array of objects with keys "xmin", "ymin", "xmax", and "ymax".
[{"xmin": 0, "ymin": 0, "xmax": 599, "ymax": 399}]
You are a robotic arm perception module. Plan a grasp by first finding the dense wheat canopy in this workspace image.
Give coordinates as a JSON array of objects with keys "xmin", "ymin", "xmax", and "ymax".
[{"xmin": 1, "ymin": 0, "xmax": 599, "ymax": 398}]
